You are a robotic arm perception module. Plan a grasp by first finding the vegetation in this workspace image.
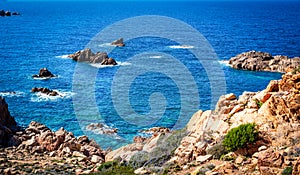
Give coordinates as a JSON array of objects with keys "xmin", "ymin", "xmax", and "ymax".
[
  {"xmin": 89, "ymin": 161, "xmax": 135, "ymax": 175},
  {"xmin": 196, "ymin": 164, "xmax": 215, "ymax": 175},
  {"xmin": 223, "ymin": 123, "xmax": 258, "ymax": 152},
  {"xmin": 282, "ymin": 166, "xmax": 293, "ymax": 175},
  {"xmin": 129, "ymin": 128, "xmax": 188, "ymax": 170},
  {"xmin": 254, "ymin": 99, "xmax": 263, "ymax": 108},
  {"xmin": 292, "ymin": 66, "xmax": 300, "ymax": 75},
  {"xmin": 207, "ymin": 142, "xmax": 228, "ymax": 159}
]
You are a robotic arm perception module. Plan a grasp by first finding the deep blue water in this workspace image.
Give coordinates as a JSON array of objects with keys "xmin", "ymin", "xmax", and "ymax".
[{"xmin": 1, "ymin": 1, "xmax": 299, "ymax": 149}]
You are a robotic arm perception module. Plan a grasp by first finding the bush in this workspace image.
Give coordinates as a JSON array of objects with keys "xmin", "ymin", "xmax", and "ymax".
[
  {"xmin": 223, "ymin": 123, "xmax": 258, "ymax": 152},
  {"xmin": 92, "ymin": 161, "xmax": 135, "ymax": 175},
  {"xmin": 206, "ymin": 142, "xmax": 228, "ymax": 159},
  {"xmin": 129, "ymin": 128, "xmax": 188, "ymax": 169},
  {"xmin": 282, "ymin": 166, "xmax": 292, "ymax": 175},
  {"xmin": 292, "ymin": 66, "xmax": 300, "ymax": 75},
  {"xmin": 254, "ymin": 99, "xmax": 263, "ymax": 108}
]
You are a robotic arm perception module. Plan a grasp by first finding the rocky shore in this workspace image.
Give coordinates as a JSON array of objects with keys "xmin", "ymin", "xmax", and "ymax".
[
  {"xmin": 0, "ymin": 97, "xmax": 107, "ymax": 174},
  {"xmin": 229, "ymin": 50, "xmax": 300, "ymax": 73},
  {"xmin": 106, "ymin": 68, "xmax": 300, "ymax": 175},
  {"xmin": 1, "ymin": 52, "xmax": 300, "ymax": 174}
]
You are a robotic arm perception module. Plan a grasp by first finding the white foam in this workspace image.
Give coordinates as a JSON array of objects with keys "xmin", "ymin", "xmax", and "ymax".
[
  {"xmin": 33, "ymin": 76, "xmax": 58, "ymax": 80},
  {"xmin": 90, "ymin": 61, "xmax": 131, "ymax": 68},
  {"xmin": 169, "ymin": 45, "xmax": 194, "ymax": 49},
  {"xmin": 86, "ymin": 123, "xmax": 122, "ymax": 139},
  {"xmin": 98, "ymin": 43, "xmax": 115, "ymax": 47},
  {"xmin": 218, "ymin": 60, "xmax": 231, "ymax": 67},
  {"xmin": 0, "ymin": 91, "xmax": 24, "ymax": 97},
  {"xmin": 55, "ymin": 54, "xmax": 70, "ymax": 59},
  {"xmin": 149, "ymin": 55, "xmax": 162, "ymax": 59},
  {"xmin": 30, "ymin": 90, "xmax": 74, "ymax": 102}
]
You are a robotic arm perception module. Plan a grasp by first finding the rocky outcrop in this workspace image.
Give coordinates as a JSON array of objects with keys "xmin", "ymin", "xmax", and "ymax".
[
  {"xmin": 228, "ymin": 50, "xmax": 300, "ymax": 73},
  {"xmin": 111, "ymin": 38, "xmax": 125, "ymax": 47},
  {"xmin": 32, "ymin": 68, "xmax": 56, "ymax": 78},
  {"xmin": 0, "ymin": 10, "xmax": 20, "ymax": 17},
  {"xmin": 68, "ymin": 48, "xmax": 117, "ymax": 65},
  {"xmin": 0, "ymin": 97, "xmax": 19, "ymax": 147},
  {"xmin": 105, "ymin": 69, "xmax": 300, "ymax": 174},
  {"xmin": 31, "ymin": 87, "xmax": 59, "ymax": 96},
  {"xmin": 86, "ymin": 123, "xmax": 118, "ymax": 135}
]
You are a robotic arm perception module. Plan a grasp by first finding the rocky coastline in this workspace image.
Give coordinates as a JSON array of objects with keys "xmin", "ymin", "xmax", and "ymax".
[
  {"xmin": 229, "ymin": 50, "xmax": 300, "ymax": 73},
  {"xmin": 1, "ymin": 51, "xmax": 300, "ymax": 174}
]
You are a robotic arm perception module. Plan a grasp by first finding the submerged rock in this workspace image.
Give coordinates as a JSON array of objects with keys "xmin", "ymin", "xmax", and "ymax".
[
  {"xmin": 32, "ymin": 68, "xmax": 56, "ymax": 78},
  {"xmin": 228, "ymin": 50, "xmax": 300, "ymax": 73},
  {"xmin": 111, "ymin": 38, "xmax": 125, "ymax": 47},
  {"xmin": 86, "ymin": 123, "xmax": 118, "ymax": 135},
  {"xmin": 68, "ymin": 48, "xmax": 117, "ymax": 65}
]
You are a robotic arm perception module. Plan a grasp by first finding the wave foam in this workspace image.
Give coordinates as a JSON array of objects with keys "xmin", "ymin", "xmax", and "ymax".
[
  {"xmin": 218, "ymin": 60, "xmax": 231, "ymax": 67},
  {"xmin": 169, "ymin": 45, "xmax": 194, "ymax": 49},
  {"xmin": 98, "ymin": 43, "xmax": 115, "ymax": 47},
  {"xmin": 149, "ymin": 55, "xmax": 162, "ymax": 59},
  {"xmin": 30, "ymin": 90, "xmax": 74, "ymax": 102},
  {"xmin": 90, "ymin": 61, "xmax": 131, "ymax": 68},
  {"xmin": 55, "ymin": 55, "xmax": 70, "ymax": 59},
  {"xmin": 0, "ymin": 91, "xmax": 24, "ymax": 97},
  {"xmin": 33, "ymin": 76, "xmax": 58, "ymax": 80}
]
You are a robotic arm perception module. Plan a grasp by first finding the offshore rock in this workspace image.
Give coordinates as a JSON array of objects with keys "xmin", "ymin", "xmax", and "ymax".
[
  {"xmin": 68, "ymin": 48, "xmax": 117, "ymax": 65},
  {"xmin": 31, "ymin": 87, "xmax": 59, "ymax": 96},
  {"xmin": 229, "ymin": 50, "xmax": 300, "ymax": 73},
  {"xmin": 32, "ymin": 68, "xmax": 56, "ymax": 78},
  {"xmin": 111, "ymin": 38, "xmax": 125, "ymax": 47}
]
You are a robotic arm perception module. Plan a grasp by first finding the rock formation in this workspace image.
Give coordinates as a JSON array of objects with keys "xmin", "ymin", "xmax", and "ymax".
[
  {"xmin": 31, "ymin": 87, "xmax": 59, "ymax": 96},
  {"xmin": 228, "ymin": 50, "xmax": 300, "ymax": 73},
  {"xmin": 0, "ymin": 10, "xmax": 20, "ymax": 17},
  {"xmin": 111, "ymin": 38, "xmax": 125, "ymax": 47},
  {"xmin": 68, "ymin": 48, "xmax": 117, "ymax": 65},
  {"xmin": 106, "ymin": 69, "xmax": 300, "ymax": 175},
  {"xmin": 0, "ymin": 97, "xmax": 19, "ymax": 147},
  {"xmin": 32, "ymin": 68, "xmax": 56, "ymax": 78},
  {"xmin": 0, "ymin": 99, "xmax": 107, "ymax": 174}
]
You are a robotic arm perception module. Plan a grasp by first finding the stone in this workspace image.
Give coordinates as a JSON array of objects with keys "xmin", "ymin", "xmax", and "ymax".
[
  {"xmin": 235, "ymin": 156, "xmax": 244, "ymax": 164},
  {"xmin": 68, "ymin": 48, "xmax": 117, "ymax": 65},
  {"xmin": 90, "ymin": 155, "xmax": 102, "ymax": 163},
  {"xmin": 111, "ymin": 38, "xmax": 125, "ymax": 47},
  {"xmin": 258, "ymin": 146, "xmax": 267, "ymax": 152},
  {"xmin": 134, "ymin": 167, "xmax": 148, "ymax": 175},
  {"xmin": 196, "ymin": 154, "xmax": 212, "ymax": 163}
]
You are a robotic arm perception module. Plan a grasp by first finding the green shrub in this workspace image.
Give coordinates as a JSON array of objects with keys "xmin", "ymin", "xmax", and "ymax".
[
  {"xmin": 282, "ymin": 166, "xmax": 293, "ymax": 175},
  {"xmin": 292, "ymin": 66, "xmax": 300, "ymax": 75},
  {"xmin": 206, "ymin": 142, "xmax": 228, "ymax": 159},
  {"xmin": 92, "ymin": 161, "xmax": 135, "ymax": 175},
  {"xmin": 223, "ymin": 123, "xmax": 258, "ymax": 152},
  {"xmin": 129, "ymin": 128, "xmax": 188, "ymax": 169},
  {"xmin": 254, "ymin": 99, "xmax": 263, "ymax": 108}
]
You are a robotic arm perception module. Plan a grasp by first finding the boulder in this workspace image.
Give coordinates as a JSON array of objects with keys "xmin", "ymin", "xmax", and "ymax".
[
  {"xmin": 0, "ymin": 10, "xmax": 5, "ymax": 17},
  {"xmin": 68, "ymin": 48, "xmax": 117, "ymax": 65},
  {"xmin": 86, "ymin": 123, "xmax": 118, "ymax": 135},
  {"xmin": 31, "ymin": 87, "xmax": 59, "ymax": 96},
  {"xmin": 111, "ymin": 38, "xmax": 125, "ymax": 47},
  {"xmin": 228, "ymin": 51, "xmax": 300, "ymax": 73},
  {"xmin": 32, "ymin": 68, "xmax": 56, "ymax": 78}
]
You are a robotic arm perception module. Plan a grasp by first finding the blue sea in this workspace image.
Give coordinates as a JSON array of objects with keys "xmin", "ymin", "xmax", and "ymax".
[{"xmin": 1, "ymin": 1, "xmax": 299, "ymax": 149}]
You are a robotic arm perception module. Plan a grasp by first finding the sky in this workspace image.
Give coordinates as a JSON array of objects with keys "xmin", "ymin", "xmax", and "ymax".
[{"xmin": 6, "ymin": 0, "xmax": 300, "ymax": 1}]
